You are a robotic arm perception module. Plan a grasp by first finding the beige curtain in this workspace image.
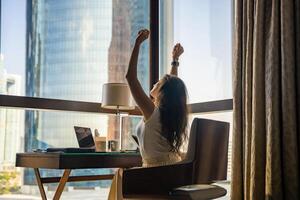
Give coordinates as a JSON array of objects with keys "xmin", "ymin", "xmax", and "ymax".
[{"xmin": 231, "ymin": 0, "xmax": 300, "ymax": 199}]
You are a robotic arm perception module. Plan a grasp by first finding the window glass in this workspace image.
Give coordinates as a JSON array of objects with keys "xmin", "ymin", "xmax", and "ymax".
[
  {"xmin": 159, "ymin": 0, "xmax": 232, "ymax": 103},
  {"xmin": 1, "ymin": 0, "xmax": 149, "ymax": 199},
  {"xmin": 1, "ymin": 0, "xmax": 150, "ymax": 101},
  {"xmin": 0, "ymin": 108, "xmax": 141, "ymax": 199}
]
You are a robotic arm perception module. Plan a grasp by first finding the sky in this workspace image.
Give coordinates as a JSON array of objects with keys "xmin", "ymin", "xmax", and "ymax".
[
  {"xmin": 1, "ymin": 0, "xmax": 26, "ymax": 75},
  {"xmin": 1, "ymin": 0, "xmax": 26, "ymax": 94},
  {"xmin": 173, "ymin": 0, "xmax": 232, "ymax": 103},
  {"xmin": 1, "ymin": 0, "xmax": 232, "ymax": 102}
]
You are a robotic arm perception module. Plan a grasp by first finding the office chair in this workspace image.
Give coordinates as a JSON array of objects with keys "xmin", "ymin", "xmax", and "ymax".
[{"xmin": 122, "ymin": 118, "xmax": 230, "ymax": 200}]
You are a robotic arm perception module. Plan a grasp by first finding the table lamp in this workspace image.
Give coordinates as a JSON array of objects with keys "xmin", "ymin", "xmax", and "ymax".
[{"xmin": 101, "ymin": 83, "xmax": 135, "ymax": 150}]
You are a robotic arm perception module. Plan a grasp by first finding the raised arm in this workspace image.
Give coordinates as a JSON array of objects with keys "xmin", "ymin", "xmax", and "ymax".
[
  {"xmin": 126, "ymin": 29, "xmax": 155, "ymax": 120},
  {"xmin": 170, "ymin": 43, "xmax": 184, "ymax": 76}
]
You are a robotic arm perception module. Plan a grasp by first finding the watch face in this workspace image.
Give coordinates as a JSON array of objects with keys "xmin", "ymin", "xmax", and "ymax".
[{"xmin": 171, "ymin": 61, "xmax": 179, "ymax": 66}]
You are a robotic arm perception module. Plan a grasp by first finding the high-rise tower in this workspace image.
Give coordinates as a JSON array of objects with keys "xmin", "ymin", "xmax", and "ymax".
[
  {"xmin": 107, "ymin": 0, "xmax": 150, "ymax": 149},
  {"xmin": 25, "ymin": 0, "xmax": 113, "ymax": 185}
]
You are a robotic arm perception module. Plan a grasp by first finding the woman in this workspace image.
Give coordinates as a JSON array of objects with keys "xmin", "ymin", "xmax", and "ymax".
[{"xmin": 108, "ymin": 29, "xmax": 188, "ymax": 200}]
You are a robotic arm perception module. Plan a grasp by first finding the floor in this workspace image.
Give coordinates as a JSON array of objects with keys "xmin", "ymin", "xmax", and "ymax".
[
  {"xmin": 0, "ymin": 188, "xmax": 109, "ymax": 200},
  {"xmin": 0, "ymin": 183, "xmax": 230, "ymax": 200}
]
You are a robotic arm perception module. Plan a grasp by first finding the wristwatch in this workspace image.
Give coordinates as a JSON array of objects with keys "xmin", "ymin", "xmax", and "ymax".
[{"xmin": 171, "ymin": 60, "xmax": 179, "ymax": 67}]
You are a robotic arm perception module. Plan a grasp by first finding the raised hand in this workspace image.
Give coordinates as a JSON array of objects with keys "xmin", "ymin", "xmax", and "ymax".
[
  {"xmin": 135, "ymin": 29, "xmax": 150, "ymax": 45},
  {"xmin": 172, "ymin": 43, "xmax": 184, "ymax": 61}
]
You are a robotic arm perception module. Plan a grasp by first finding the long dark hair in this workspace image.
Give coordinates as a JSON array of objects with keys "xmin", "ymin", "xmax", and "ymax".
[{"xmin": 157, "ymin": 75, "xmax": 188, "ymax": 153}]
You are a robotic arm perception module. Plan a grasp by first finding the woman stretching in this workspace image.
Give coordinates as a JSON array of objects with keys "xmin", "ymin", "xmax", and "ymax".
[{"xmin": 108, "ymin": 29, "xmax": 188, "ymax": 200}]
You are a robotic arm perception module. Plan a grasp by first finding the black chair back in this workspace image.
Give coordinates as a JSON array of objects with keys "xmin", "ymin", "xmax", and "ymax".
[{"xmin": 185, "ymin": 118, "xmax": 230, "ymax": 183}]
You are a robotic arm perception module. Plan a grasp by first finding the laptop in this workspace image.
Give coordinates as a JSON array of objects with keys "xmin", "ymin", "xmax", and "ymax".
[
  {"xmin": 74, "ymin": 126, "xmax": 95, "ymax": 148},
  {"xmin": 46, "ymin": 126, "xmax": 95, "ymax": 153}
]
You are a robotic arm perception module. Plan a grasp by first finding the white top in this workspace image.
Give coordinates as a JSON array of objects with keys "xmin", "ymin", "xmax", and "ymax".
[{"xmin": 136, "ymin": 108, "xmax": 181, "ymax": 167}]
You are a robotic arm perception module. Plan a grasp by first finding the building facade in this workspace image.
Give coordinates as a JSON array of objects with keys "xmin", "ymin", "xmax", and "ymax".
[
  {"xmin": 107, "ymin": 0, "xmax": 132, "ymax": 143},
  {"xmin": 107, "ymin": 0, "xmax": 150, "ymax": 149},
  {"xmin": 0, "ymin": 54, "xmax": 24, "ymax": 172},
  {"xmin": 25, "ymin": 0, "xmax": 152, "ymax": 186},
  {"xmin": 25, "ymin": 0, "xmax": 113, "ymax": 186}
]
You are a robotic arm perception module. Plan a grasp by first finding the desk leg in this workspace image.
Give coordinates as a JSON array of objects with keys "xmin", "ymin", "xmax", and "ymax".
[
  {"xmin": 34, "ymin": 168, "xmax": 47, "ymax": 200},
  {"xmin": 53, "ymin": 169, "xmax": 71, "ymax": 200}
]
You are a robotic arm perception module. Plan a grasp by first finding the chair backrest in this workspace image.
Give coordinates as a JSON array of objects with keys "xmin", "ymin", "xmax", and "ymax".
[{"xmin": 185, "ymin": 118, "xmax": 230, "ymax": 183}]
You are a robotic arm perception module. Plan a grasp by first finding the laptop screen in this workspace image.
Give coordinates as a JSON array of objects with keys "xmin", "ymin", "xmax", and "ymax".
[{"xmin": 74, "ymin": 126, "xmax": 95, "ymax": 148}]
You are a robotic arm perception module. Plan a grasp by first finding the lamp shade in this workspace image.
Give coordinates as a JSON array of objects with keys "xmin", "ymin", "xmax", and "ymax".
[{"xmin": 101, "ymin": 83, "xmax": 135, "ymax": 110}]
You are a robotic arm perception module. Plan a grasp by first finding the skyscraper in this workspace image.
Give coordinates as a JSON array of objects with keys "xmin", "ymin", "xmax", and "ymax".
[
  {"xmin": 107, "ymin": 0, "xmax": 132, "ymax": 142},
  {"xmin": 26, "ymin": 0, "xmax": 112, "ymax": 148},
  {"xmin": 25, "ymin": 0, "xmax": 151, "ymax": 186},
  {"xmin": 129, "ymin": 0, "xmax": 150, "ymax": 92},
  {"xmin": 0, "ymin": 54, "xmax": 5, "ymax": 93},
  {"xmin": 0, "ymin": 55, "xmax": 24, "ymax": 171},
  {"xmin": 25, "ymin": 0, "xmax": 113, "ymax": 186},
  {"xmin": 107, "ymin": 0, "xmax": 150, "ymax": 149}
]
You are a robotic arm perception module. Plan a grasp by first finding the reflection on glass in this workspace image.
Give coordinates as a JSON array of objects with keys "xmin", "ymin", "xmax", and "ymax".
[{"xmin": 160, "ymin": 0, "xmax": 232, "ymax": 103}]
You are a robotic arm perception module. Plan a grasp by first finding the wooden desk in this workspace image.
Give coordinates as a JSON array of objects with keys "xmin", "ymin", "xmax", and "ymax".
[{"xmin": 16, "ymin": 152, "xmax": 142, "ymax": 200}]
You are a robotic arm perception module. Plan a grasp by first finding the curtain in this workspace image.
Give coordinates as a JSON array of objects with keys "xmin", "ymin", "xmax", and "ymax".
[{"xmin": 231, "ymin": 0, "xmax": 300, "ymax": 199}]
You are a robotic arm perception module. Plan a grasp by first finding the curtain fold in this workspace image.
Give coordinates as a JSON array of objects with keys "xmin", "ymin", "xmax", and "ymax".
[{"xmin": 231, "ymin": 0, "xmax": 300, "ymax": 199}]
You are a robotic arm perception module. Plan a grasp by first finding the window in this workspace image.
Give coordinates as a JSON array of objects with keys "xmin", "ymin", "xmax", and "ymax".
[
  {"xmin": 159, "ymin": 0, "xmax": 233, "ymax": 181},
  {"xmin": 159, "ymin": 0, "xmax": 232, "ymax": 103},
  {"xmin": 0, "ymin": 108, "xmax": 141, "ymax": 197},
  {"xmin": 1, "ymin": 0, "xmax": 233, "ymax": 199},
  {"xmin": 1, "ymin": 0, "xmax": 149, "ymax": 199},
  {"xmin": 1, "ymin": 0, "xmax": 150, "ymax": 101}
]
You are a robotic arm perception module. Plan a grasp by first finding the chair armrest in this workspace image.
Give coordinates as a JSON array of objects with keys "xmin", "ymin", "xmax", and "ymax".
[{"xmin": 123, "ymin": 162, "xmax": 193, "ymax": 197}]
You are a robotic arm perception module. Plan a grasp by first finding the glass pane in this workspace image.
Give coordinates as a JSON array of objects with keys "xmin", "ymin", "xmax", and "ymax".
[
  {"xmin": 0, "ymin": 108, "xmax": 142, "ymax": 199},
  {"xmin": 159, "ymin": 0, "xmax": 232, "ymax": 103},
  {"xmin": 1, "ymin": 1, "xmax": 149, "ymax": 198},
  {"xmin": 1, "ymin": 0, "xmax": 150, "ymax": 101}
]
